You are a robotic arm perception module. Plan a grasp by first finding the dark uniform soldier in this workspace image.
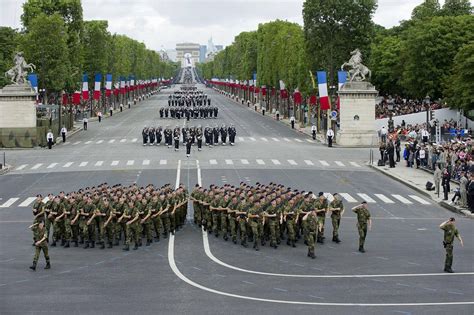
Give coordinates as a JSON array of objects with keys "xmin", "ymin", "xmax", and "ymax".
[
  {"xmin": 213, "ymin": 124, "xmax": 219, "ymax": 145},
  {"xmin": 142, "ymin": 127, "xmax": 149, "ymax": 146},
  {"xmin": 159, "ymin": 107, "xmax": 164, "ymax": 118},
  {"xmin": 228, "ymin": 124, "xmax": 236, "ymax": 146},
  {"xmin": 329, "ymin": 193, "xmax": 344, "ymax": 243},
  {"xmin": 196, "ymin": 126, "xmax": 203, "ymax": 151},
  {"xmin": 164, "ymin": 126, "xmax": 172, "ymax": 148},
  {"xmin": 173, "ymin": 126, "xmax": 181, "ymax": 151},
  {"xmin": 220, "ymin": 124, "xmax": 227, "ymax": 145},
  {"xmin": 156, "ymin": 126, "xmax": 162, "ymax": 146},
  {"xmin": 148, "ymin": 127, "xmax": 155, "ymax": 145},
  {"xmin": 352, "ymin": 201, "xmax": 372, "ymax": 252},
  {"xmin": 439, "ymin": 218, "xmax": 464, "ymax": 273},
  {"xmin": 29, "ymin": 219, "xmax": 51, "ymax": 271}
]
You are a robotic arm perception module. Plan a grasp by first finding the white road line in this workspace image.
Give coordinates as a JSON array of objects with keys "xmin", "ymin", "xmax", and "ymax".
[
  {"xmin": 31, "ymin": 163, "xmax": 43, "ymax": 170},
  {"xmin": 240, "ymin": 159, "xmax": 249, "ymax": 165},
  {"xmin": 131, "ymin": 138, "xmax": 138, "ymax": 143},
  {"xmin": 261, "ymin": 137, "xmax": 268, "ymax": 142},
  {"xmin": 42, "ymin": 197, "xmax": 49, "ymax": 203},
  {"xmin": 409, "ymin": 195, "xmax": 431, "ymax": 205},
  {"xmin": 304, "ymin": 160, "xmax": 314, "ymax": 166},
  {"xmin": 0, "ymin": 198, "xmax": 19, "ymax": 208},
  {"xmin": 62, "ymin": 142, "xmax": 70, "ymax": 145},
  {"xmin": 79, "ymin": 162, "xmax": 88, "ymax": 167},
  {"xmin": 392, "ymin": 194, "xmax": 413, "ymax": 204},
  {"xmin": 210, "ymin": 159, "xmax": 217, "ymax": 165},
  {"xmin": 108, "ymin": 139, "xmax": 115, "ymax": 144},
  {"xmin": 72, "ymin": 141, "xmax": 81, "ymax": 145},
  {"xmin": 374, "ymin": 194, "xmax": 395, "ymax": 204},
  {"xmin": 249, "ymin": 137, "xmax": 256, "ymax": 141},
  {"xmin": 15, "ymin": 164, "xmax": 27, "ymax": 171},
  {"xmin": 160, "ymin": 159, "xmax": 167, "ymax": 165},
  {"xmin": 85, "ymin": 141, "xmax": 92, "ymax": 144},
  {"xmin": 271, "ymin": 159, "xmax": 281, "ymax": 165},
  {"xmin": 95, "ymin": 161, "xmax": 104, "ymax": 166},
  {"xmin": 238, "ymin": 137, "xmax": 244, "ymax": 142},
  {"xmin": 63, "ymin": 162, "xmax": 73, "ymax": 168},
  {"xmin": 120, "ymin": 139, "xmax": 126, "ymax": 143},
  {"xmin": 288, "ymin": 159, "xmax": 297, "ymax": 165},
  {"xmin": 323, "ymin": 193, "xmax": 334, "ymax": 203},
  {"xmin": 357, "ymin": 193, "xmax": 376, "ymax": 203},
  {"xmin": 272, "ymin": 138, "xmax": 280, "ymax": 142},
  {"xmin": 256, "ymin": 159, "xmax": 265, "ymax": 165},
  {"xmin": 339, "ymin": 193, "xmax": 358, "ymax": 203},
  {"xmin": 319, "ymin": 160, "xmax": 330, "ymax": 166},
  {"xmin": 96, "ymin": 140, "xmax": 104, "ymax": 144},
  {"xmin": 175, "ymin": 160, "xmax": 181, "ymax": 189},
  {"xmin": 350, "ymin": 162, "xmax": 362, "ymax": 168},
  {"xmin": 143, "ymin": 159, "xmax": 150, "ymax": 165},
  {"xmin": 283, "ymin": 138, "xmax": 291, "ymax": 142},
  {"xmin": 126, "ymin": 160, "xmax": 135, "ymax": 166},
  {"xmin": 335, "ymin": 161, "xmax": 345, "ymax": 167},
  {"xmin": 306, "ymin": 139, "xmax": 314, "ymax": 143},
  {"xmin": 225, "ymin": 159, "xmax": 233, "ymax": 165},
  {"xmin": 294, "ymin": 138, "xmax": 303, "ymax": 143},
  {"xmin": 18, "ymin": 197, "xmax": 36, "ymax": 207},
  {"xmin": 111, "ymin": 161, "xmax": 119, "ymax": 166},
  {"xmin": 196, "ymin": 160, "xmax": 202, "ymax": 186},
  {"xmin": 47, "ymin": 163, "xmax": 58, "ymax": 169}
]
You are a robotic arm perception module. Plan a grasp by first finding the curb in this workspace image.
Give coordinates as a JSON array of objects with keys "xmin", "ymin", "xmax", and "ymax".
[{"xmin": 369, "ymin": 164, "xmax": 472, "ymax": 218}]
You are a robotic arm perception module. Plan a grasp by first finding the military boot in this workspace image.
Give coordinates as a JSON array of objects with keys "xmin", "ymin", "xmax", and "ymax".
[
  {"xmin": 232, "ymin": 237, "xmax": 237, "ymax": 244},
  {"xmin": 51, "ymin": 240, "xmax": 57, "ymax": 247},
  {"xmin": 138, "ymin": 239, "xmax": 143, "ymax": 246},
  {"xmin": 146, "ymin": 240, "xmax": 151, "ymax": 246},
  {"xmin": 83, "ymin": 241, "xmax": 89, "ymax": 249},
  {"xmin": 29, "ymin": 261, "xmax": 37, "ymax": 271},
  {"xmin": 74, "ymin": 240, "xmax": 78, "ymax": 247},
  {"xmin": 64, "ymin": 241, "xmax": 70, "ymax": 248},
  {"xmin": 444, "ymin": 267, "xmax": 453, "ymax": 273},
  {"xmin": 292, "ymin": 240, "xmax": 296, "ymax": 248},
  {"xmin": 335, "ymin": 237, "xmax": 341, "ymax": 244},
  {"xmin": 287, "ymin": 239, "xmax": 291, "ymax": 246},
  {"xmin": 100, "ymin": 243, "xmax": 105, "ymax": 249},
  {"xmin": 133, "ymin": 243, "xmax": 139, "ymax": 250},
  {"xmin": 358, "ymin": 246, "xmax": 365, "ymax": 253},
  {"xmin": 108, "ymin": 242, "xmax": 113, "ymax": 248},
  {"xmin": 90, "ymin": 241, "xmax": 95, "ymax": 248},
  {"xmin": 44, "ymin": 261, "xmax": 51, "ymax": 269},
  {"xmin": 114, "ymin": 240, "xmax": 119, "ymax": 246},
  {"xmin": 223, "ymin": 234, "xmax": 228, "ymax": 241},
  {"xmin": 122, "ymin": 244, "xmax": 129, "ymax": 251},
  {"xmin": 60, "ymin": 240, "xmax": 65, "ymax": 246}
]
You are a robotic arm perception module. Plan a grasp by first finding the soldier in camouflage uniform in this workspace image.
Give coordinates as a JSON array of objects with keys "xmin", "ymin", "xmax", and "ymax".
[
  {"xmin": 352, "ymin": 201, "xmax": 372, "ymax": 252},
  {"xmin": 329, "ymin": 193, "xmax": 344, "ymax": 243},
  {"xmin": 29, "ymin": 219, "xmax": 50, "ymax": 271},
  {"xmin": 439, "ymin": 218, "xmax": 464, "ymax": 273}
]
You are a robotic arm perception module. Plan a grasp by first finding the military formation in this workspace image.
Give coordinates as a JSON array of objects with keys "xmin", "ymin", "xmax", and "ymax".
[
  {"xmin": 190, "ymin": 182, "xmax": 372, "ymax": 259},
  {"xmin": 28, "ymin": 183, "xmax": 188, "ymax": 270},
  {"xmin": 160, "ymin": 89, "xmax": 218, "ymax": 120}
]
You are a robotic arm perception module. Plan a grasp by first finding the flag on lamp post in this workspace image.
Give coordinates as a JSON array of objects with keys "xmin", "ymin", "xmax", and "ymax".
[
  {"xmin": 93, "ymin": 73, "xmax": 102, "ymax": 100},
  {"xmin": 105, "ymin": 74, "xmax": 112, "ymax": 96},
  {"xmin": 293, "ymin": 89, "xmax": 302, "ymax": 105},
  {"xmin": 120, "ymin": 77, "xmax": 126, "ymax": 94},
  {"xmin": 317, "ymin": 71, "xmax": 330, "ymax": 110},
  {"xmin": 279, "ymin": 80, "xmax": 288, "ymax": 98},
  {"xmin": 82, "ymin": 74, "xmax": 89, "ymax": 100}
]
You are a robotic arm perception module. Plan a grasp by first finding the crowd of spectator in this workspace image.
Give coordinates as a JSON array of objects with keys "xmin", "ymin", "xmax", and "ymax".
[{"xmin": 376, "ymin": 96, "xmax": 443, "ymax": 119}]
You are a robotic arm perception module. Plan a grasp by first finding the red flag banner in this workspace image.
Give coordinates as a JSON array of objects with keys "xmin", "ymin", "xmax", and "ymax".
[
  {"xmin": 309, "ymin": 95, "xmax": 317, "ymax": 105},
  {"xmin": 72, "ymin": 92, "xmax": 81, "ymax": 105},
  {"xmin": 293, "ymin": 90, "xmax": 302, "ymax": 105}
]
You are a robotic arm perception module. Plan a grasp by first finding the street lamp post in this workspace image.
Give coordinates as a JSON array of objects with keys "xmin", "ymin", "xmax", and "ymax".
[
  {"xmin": 424, "ymin": 95, "xmax": 431, "ymax": 136},
  {"xmin": 387, "ymin": 96, "xmax": 394, "ymax": 133}
]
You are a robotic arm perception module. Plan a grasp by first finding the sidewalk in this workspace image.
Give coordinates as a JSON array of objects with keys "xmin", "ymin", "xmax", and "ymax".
[{"xmin": 370, "ymin": 163, "xmax": 474, "ymax": 218}]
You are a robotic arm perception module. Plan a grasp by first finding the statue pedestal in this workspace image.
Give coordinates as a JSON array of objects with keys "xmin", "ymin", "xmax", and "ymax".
[
  {"xmin": 0, "ymin": 83, "xmax": 37, "ymax": 148},
  {"xmin": 337, "ymin": 82, "xmax": 378, "ymax": 147}
]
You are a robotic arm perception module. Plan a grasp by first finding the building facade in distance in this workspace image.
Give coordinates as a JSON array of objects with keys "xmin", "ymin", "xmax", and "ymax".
[{"xmin": 176, "ymin": 43, "xmax": 200, "ymax": 67}]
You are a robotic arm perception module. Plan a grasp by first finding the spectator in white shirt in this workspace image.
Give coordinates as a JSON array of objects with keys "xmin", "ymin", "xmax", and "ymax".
[
  {"xmin": 60, "ymin": 126, "xmax": 67, "ymax": 143},
  {"xmin": 46, "ymin": 130, "xmax": 54, "ymax": 149},
  {"xmin": 327, "ymin": 128, "xmax": 334, "ymax": 147}
]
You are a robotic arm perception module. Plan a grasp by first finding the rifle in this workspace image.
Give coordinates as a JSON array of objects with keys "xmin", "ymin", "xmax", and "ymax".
[
  {"xmin": 103, "ymin": 211, "xmax": 117, "ymax": 228},
  {"xmin": 87, "ymin": 209, "xmax": 100, "ymax": 226},
  {"xmin": 28, "ymin": 222, "xmax": 39, "ymax": 229}
]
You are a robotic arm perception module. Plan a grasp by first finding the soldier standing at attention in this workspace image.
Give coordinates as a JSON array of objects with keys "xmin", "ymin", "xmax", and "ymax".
[
  {"xmin": 29, "ymin": 219, "xmax": 51, "ymax": 271},
  {"xmin": 352, "ymin": 201, "xmax": 371, "ymax": 252},
  {"xmin": 439, "ymin": 218, "xmax": 463, "ymax": 273},
  {"xmin": 303, "ymin": 208, "xmax": 318, "ymax": 259},
  {"xmin": 329, "ymin": 193, "xmax": 344, "ymax": 243}
]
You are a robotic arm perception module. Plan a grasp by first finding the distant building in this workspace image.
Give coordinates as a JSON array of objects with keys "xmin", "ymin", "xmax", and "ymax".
[
  {"xmin": 199, "ymin": 45, "xmax": 207, "ymax": 63},
  {"xmin": 215, "ymin": 45, "xmax": 223, "ymax": 52},
  {"xmin": 176, "ymin": 43, "xmax": 200, "ymax": 67}
]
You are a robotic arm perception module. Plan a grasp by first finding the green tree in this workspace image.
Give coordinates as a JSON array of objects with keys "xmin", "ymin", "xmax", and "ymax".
[
  {"xmin": 411, "ymin": 0, "xmax": 441, "ymax": 20},
  {"xmin": 441, "ymin": 0, "xmax": 473, "ymax": 16},
  {"xmin": 303, "ymin": 0, "xmax": 377, "ymax": 85},
  {"xmin": 0, "ymin": 27, "xmax": 20, "ymax": 87},
  {"xmin": 444, "ymin": 42, "xmax": 474, "ymax": 111},
  {"xmin": 82, "ymin": 20, "xmax": 110, "ymax": 79},
  {"xmin": 20, "ymin": 13, "xmax": 69, "ymax": 102}
]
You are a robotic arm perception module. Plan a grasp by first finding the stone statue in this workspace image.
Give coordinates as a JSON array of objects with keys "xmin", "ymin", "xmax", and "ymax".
[
  {"xmin": 4, "ymin": 52, "xmax": 36, "ymax": 85},
  {"xmin": 341, "ymin": 49, "xmax": 371, "ymax": 82}
]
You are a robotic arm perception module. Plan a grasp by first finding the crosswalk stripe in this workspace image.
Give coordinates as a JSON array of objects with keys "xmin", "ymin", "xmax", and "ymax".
[
  {"xmin": 339, "ymin": 193, "xmax": 358, "ymax": 203},
  {"xmin": 261, "ymin": 137, "xmax": 268, "ymax": 142},
  {"xmin": 111, "ymin": 161, "xmax": 119, "ymax": 166},
  {"xmin": 0, "ymin": 198, "xmax": 19, "ymax": 208},
  {"xmin": 19, "ymin": 197, "xmax": 36, "ymax": 207},
  {"xmin": 357, "ymin": 193, "xmax": 376, "ymax": 203},
  {"xmin": 160, "ymin": 160, "xmax": 167, "ymax": 165},
  {"xmin": 256, "ymin": 159, "xmax": 265, "ymax": 165},
  {"xmin": 241, "ymin": 159, "xmax": 249, "ymax": 165},
  {"xmin": 409, "ymin": 195, "xmax": 431, "ymax": 205},
  {"xmin": 120, "ymin": 139, "xmax": 127, "ymax": 143},
  {"xmin": 143, "ymin": 159, "xmax": 150, "ymax": 165},
  {"xmin": 271, "ymin": 159, "xmax": 281, "ymax": 165},
  {"xmin": 108, "ymin": 139, "xmax": 115, "ymax": 144},
  {"xmin": 288, "ymin": 159, "xmax": 297, "ymax": 165},
  {"xmin": 131, "ymin": 138, "xmax": 138, "ymax": 143},
  {"xmin": 335, "ymin": 161, "xmax": 345, "ymax": 167},
  {"xmin": 85, "ymin": 141, "xmax": 92, "ymax": 144},
  {"xmin": 304, "ymin": 160, "xmax": 314, "ymax": 166},
  {"xmin": 96, "ymin": 140, "xmax": 104, "ymax": 144},
  {"xmin": 79, "ymin": 162, "xmax": 88, "ymax": 167},
  {"xmin": 283, "ymin": 138, "xmax": 291, "ymax": 142},
  {"xmin": 238, "ymin": 137, "xmax": 244, "ymax": 141},
  {"xmin": 350, "ymin": 162, "xmax": 362, "ymax": 168},
  {"xmin": 306, "ymin": 139, "xmax": 314, "ymax": 143},
  {"xmin": 42, "ymin": 197, "xmax": 49, "ymax": 203},
  {"xmin": 392, "ymin": 194, "xmax": 413, "ymax": 204},
  {"xmin": 374, "ymin": 194, "xmax": 395, "ymax": 204},
  {"xmin": 210, "ymin": 159, "xmax": 217, "ymax": 165},
  {"xmin": 294, "ymin": 138, "xmax": 303, "ymax": 143},
  {"xmin": 95, "ymin": 161, "xmax": 104, "ymax": 166},
  {"xmin": 63, "ymin": 162, "xmax": 73, "ymax": 168},
  {"xmin": 272, "ymin": 138, "xmax": 280, "ymax": 142},
  {"xmin": 62, "ymin": 142, "xmax": 70, "ymax": 145},
  {"xmin": 319, "ymin": 160, "xmax": 330, "ymax": 166},
  {"xmin": 225, "ymin": 159, "xmax": 233, "ymax": 165},
  {"xmin": 324, "ymin": 193, "xmax": 335, "ymax": 203},
  {"xmin": 72, "ymin": 141, "xmax": 81, "ymax": 145},
  {"xmin": 47, "ymin": 163, "xmax": 58, "ymax": 169},
  {"xmin": 31, "ymin": 163, "xmax": 43, "ymax": 170},
  {"xmin": 249, "ymin": 137, "xmax": 256, "ymax": 141},
  {"xmin": 16, "ymin": 164, "xmax": 28, "ymax": 170},
  {"xmin": 126, "ymin": 160, "xmax": 135, "ymax": 166}
]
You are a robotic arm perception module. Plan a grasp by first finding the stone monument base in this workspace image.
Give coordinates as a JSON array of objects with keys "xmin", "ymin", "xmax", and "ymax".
[{"xmin": 337, "ymin": 130, "xmax": 378, "ymax": 147}]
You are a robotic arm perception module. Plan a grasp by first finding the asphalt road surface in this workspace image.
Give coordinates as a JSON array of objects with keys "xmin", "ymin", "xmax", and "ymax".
[{"xmin": 1, "ymin": 85, "xmax": 473, "ymax": 315}]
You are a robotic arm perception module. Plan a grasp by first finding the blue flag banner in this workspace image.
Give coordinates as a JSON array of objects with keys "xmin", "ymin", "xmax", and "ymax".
[
  {"xmin": 338, "ymin": 71, "xmax": 347, "ymax": 90},
  {"xmin": 27, "ymin": 74, "xmax": 38, "ymax": 94}
]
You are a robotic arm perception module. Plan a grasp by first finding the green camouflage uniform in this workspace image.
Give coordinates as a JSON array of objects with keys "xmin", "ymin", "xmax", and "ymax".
[
  {"xmin": 441, "ymin": 224, "xmax": 459, "ymax": 270},
  {"xmin": 353, "ymin": 205, "xmax": 371, "ymax": 249}
]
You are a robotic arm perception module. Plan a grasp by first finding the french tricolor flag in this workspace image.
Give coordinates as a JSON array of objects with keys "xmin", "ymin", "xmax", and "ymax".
[
  {"xmin": 337, "ymin": 71, "xmax": 347, "ymax": 110},
  {"xmin": 120, "ymin": 77, "xmax": 126, "ymax": 94},
  {"xmin": 93, "ymin": 73, "xmax": 102, "ymax": 100},
  {"xmin": 82, "ymin": 74, "xmax": 89, "ymax": 100},
  {"xmin": 317, "ymin": 71, "xmax": 330, "ymax": 110},
  {"xmin": 105, "ymin": 74, "xmax": 112, "ymax": 96}
]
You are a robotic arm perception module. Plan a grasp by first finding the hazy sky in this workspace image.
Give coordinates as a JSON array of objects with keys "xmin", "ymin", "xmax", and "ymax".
[{"xmin": 0, "ymin": 0, "xmax": 462, "ymax": 51}]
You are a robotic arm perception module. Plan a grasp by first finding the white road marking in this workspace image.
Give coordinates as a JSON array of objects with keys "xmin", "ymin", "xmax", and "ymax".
[
  {"xmin": 304, "ymin": 160, "xmax": 314, "ymax": 166},
  {"xmin": 288, "ymin": 159, "xmax": 297, "ymax": 165},
  {"xmin": 72, "ymin": 141, "xmax": 81, "ymax": 145},
  {"xmin": 306, "ymin": 139, "xmax": 314, "ymax": 143},
  {"xmin": 95, "ymin": 161, "xmax": 104, "ymax": 166},
  {"xmin": 120, "ymin": 139, "xmax": 126, "ymax": 143},
  {"xmin": 160, "ymin": 159, "xmax": 167, "ymax": 165},
  {"xmin": 392, "ymin": 194, "xmax": 413, "ymax": 204},
  {"xmin": 256, "ymin": 159, "xmax": 265, "ymax": 165},
  {"xmin": 196, "ymin": 160, "xmax": 202, "ymax": 186},
  {"xmin": 240, "ymin": 159, "xmax": 249, "ymax": 165},
  {"xmin": 272, "ymin": 138, "xmax": 280, "ymax": 142},
  {"xmin": 0, "ymin": 198, "xmax": 19, "ymax": 208},
  {"xmin": 131, "ymin": 138, "xmax": 138, "ymax": 143},
  {"xmin": 15, "ymin": 164, "xmax": 27, "ymax": 171},
  {"xmin": 271, "ymin": 159, "xmax": 281, "ymax": 165},
  {"xmin": 339, "ymin": 193, "xmax": 358, "ymax": 203},
  {"xmin": 409, "ymin": 195, "xmax": 431, "ymax": 205},
  {"xmin": 42, "ymin": 197, "xmax": 49, "ymax": 203},
  {"xmin": 111, "ymin": 161, "xmax": 119, "ymax": 166},
  {"xmin": 79, "ymin": 162, "xmax": 88, "ymax": 167},
  {"xmin": 126, "ymin": 160, "xmax": 134, "ymax": 166},
  {"xmin": 350, "ymin": 162, "xmax": 362, "ymax": 168},
  {"xmin": 47, "ymin": 163, "xmax": 58, "ymax": 169},
  {"xmin": 249, "ymin": 137, "xmax": 256, "ymax": 141},
  {"xmin": 209, "ymin": 159, "xmax": 217, "ymax": 165},
  {"xmin": 85, "ymin": 141, "xmax": 92, "ymax": 144},
  {"xmin": 374, "ymin": 194, "xmax": 395, "ymax": 204},
  {"xmin": 18, "ymin": 197, "xmax": 36, "ymax": 207},
  {"xmin": 143, "ymin": 159, "xmax": 150, "ymax": 165},
  {"xmin": 238, "ymin": 137, "xmax": 244, "ymax": 141},
  {"xmin": 31, "ymin": 163, "xmax": 43, "ymax": 170},
  {"xmin": 294, "ymin": 138, "xmax": 303, "ymax": 143},
  {"xmin": 175, "ymin": 160, "xmax": 181, "ymax": 189},
  {"xmin": 225, "ymin": 159, "xmax": 233, "ymax": 165},
  {"xmin": 319, "ymin": 160, "xmax": 330, "ymax": 166},
  {"xmin": 357, "ymin": 193, "xmax": 376, "ymax": 203},
  {"xmin": 96, "ymin": 140, "xmax": 104, "ymax": 144},
  {"xmin": 335, "ymin": 161, "xmax": 345, "ymax": 167},
  {"xmin": 283, "ymin": 138, "xmax": 291, "ymax": 142},
  {"xmin": 108, "ymin": 139, "xmax": 115, "ymax": 144},
  {"xmin": 261, "ymin": 137, "xmax": 268, "ymax": 142},
  {"xmin": 63, "ymin": 162, "xmax": 73, "ymax": 168},
  {"xmin": 324, "ymin": 193, "xmax": 334, "ymax": 203}
]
